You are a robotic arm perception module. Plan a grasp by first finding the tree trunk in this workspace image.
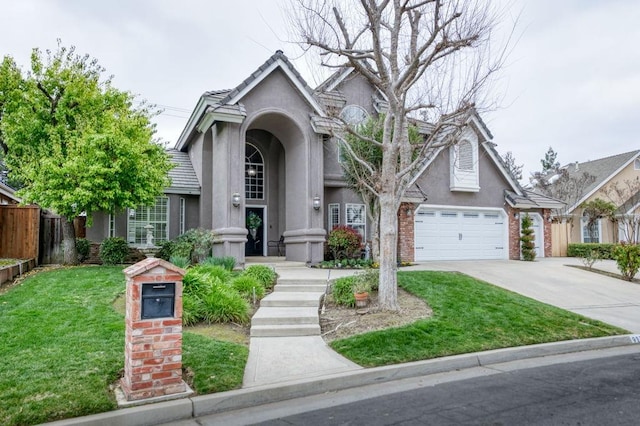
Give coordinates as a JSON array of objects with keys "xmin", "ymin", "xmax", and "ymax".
[
  {"xmin": 377, "ymin": 192, "xmax": 399, "ymax": 311},
  {"xmin": 62, "ymin": 217, "xmax": 79, "ymax": 265}
]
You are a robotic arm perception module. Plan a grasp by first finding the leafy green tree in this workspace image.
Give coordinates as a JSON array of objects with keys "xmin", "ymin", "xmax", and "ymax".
[{"xmin": 0, "ymin": 43, "xmax": 172, "ymax": 264}]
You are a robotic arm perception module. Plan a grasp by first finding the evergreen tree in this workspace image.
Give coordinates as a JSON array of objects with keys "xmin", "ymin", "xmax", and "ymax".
[
  {"xmin": 520, "ymin": 214, "xmax": 536, "ymax": 261},
  {"xmin": 541, "ymin": 146, "xmax": 559, "ymax": 173}
]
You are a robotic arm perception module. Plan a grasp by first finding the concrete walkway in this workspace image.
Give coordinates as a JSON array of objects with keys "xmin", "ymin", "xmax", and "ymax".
[{"xmin": 243, "ymin": 259, "xmax": 362, "ymax": 387}]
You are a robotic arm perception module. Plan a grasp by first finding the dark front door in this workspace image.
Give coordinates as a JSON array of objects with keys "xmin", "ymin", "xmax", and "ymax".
[{"xmin": 245, "ymin": 207, "xmax": 264, "ymax": 256}]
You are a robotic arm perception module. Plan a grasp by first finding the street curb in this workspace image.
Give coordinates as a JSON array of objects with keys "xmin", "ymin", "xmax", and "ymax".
[{"xmin": 46, "ymin": 335, "xmax": 639, "ymax": 425}]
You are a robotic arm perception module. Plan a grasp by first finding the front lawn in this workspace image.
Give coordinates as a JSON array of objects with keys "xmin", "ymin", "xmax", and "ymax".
[
  {"xmin": 0, "ymin": 266, "xmax": 247, "ymax": 426},
  {"xmin": 330, "ymin": 271, "xmax": 628, "ymax": 366}
]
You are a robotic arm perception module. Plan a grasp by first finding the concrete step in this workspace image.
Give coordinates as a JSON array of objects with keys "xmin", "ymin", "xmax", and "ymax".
[
  {"xmin": 251, "ymin": 307, "xmax": 319, "ymax": 326},
  {"xmin": 275, "ymin": 283, "xmax": 328, "ymax": 293},
  {"xmin": 276, "ymin": 278, "xmax": 328, "ymax": 286},
  {"xmin": 260, "ymin": 292, "xmax": 323, "ymax": 307},
  {"xmin": 250, "ymin": 324, "xmax": 321, "ymax": 337}
]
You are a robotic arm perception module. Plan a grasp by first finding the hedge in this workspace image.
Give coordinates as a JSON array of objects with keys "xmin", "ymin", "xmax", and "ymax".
[{"xmin": 567, "ymin": 243, "xmax": 616, "ymax": 259}]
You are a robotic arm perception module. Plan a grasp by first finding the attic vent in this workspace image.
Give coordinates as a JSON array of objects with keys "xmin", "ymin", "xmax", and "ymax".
[{"xmin": 458, "ymin": 141, "xmax": 474, "ymax": 171}]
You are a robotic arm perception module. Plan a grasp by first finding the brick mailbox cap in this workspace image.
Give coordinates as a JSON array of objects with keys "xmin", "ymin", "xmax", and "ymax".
[{"xmin": 123, "ymin": 257, "xmax": 186, "ymax": 278}]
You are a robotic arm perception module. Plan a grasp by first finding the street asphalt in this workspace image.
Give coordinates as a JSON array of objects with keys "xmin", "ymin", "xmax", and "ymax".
[{"xmin": 45, "ymin": 257, "xmax": 640, "ymax": 425}]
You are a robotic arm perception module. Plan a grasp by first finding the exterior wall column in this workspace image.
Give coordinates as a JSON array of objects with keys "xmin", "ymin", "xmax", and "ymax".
[
  {"xmin": 507, "ymin": 205, "xmax": 521, "ymax": 260},
  {"xmin": 210, "ymin": 122, "xmax": 248, "ymax": 267},
  {"xmin": 283, "ymin": 133, "xmax": 326, "ymax": 264},
  {"xmin": 397, "ymin": 202, "xmax": 416, "ymax": 262}
]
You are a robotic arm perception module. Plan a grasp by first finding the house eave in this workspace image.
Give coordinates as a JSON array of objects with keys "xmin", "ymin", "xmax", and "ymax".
[{"xmin": 165, "ymin": 187, "xmax": 201, "ymax": 195}]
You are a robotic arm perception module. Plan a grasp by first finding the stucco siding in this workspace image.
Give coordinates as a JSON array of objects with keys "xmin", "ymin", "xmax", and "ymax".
[{"xmin": 411, "ymin": 143, "xmax": 511, "ymax": 209}]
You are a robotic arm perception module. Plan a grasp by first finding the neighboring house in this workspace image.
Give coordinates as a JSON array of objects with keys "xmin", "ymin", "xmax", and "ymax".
[
  {"xmin": 553, "ymin": 150, "xmax": 640, "ymax": 244},
  {"xmin": 87, "ymin": 51, "xmax": 561, "ymax": 264},
  {"xmin": 0, "ymin": 181, "xmax": 20, "ymax": 205}
]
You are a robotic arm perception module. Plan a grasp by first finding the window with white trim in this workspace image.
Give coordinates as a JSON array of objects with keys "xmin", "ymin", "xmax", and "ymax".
[
  {"xmin": 581, "ymin": 212, "xmax": 601, "ymax": 243},
  {"xmin": 328, "ymin": 203, "xmax": 340, "ymax": 231},
  {"xmin": 127, "ymin": 196, "xmax": 169, "ymax": 245},
  {"xmin": 179, "ymin": 198, "xmax": 186, "ymax": 235},
  {"xmin": 245, "ymin": 143, "xmax": 264, "ymax": 200},
  {"xmin": 346, "ymin": 203, "xmax": 366, "ymax": 239},
  {"xmin": 108, "ymin": 214, "xmax": 116, "ymax": 238},
  {"xmin": 635, "ymin": 158, "xmax": 640, "ymax": 170}
]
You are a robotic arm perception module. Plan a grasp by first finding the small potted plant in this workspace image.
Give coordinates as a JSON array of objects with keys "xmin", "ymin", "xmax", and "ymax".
[{"xmin": 351, "ymin": 276, "xmax": 371, "ymax": 308}]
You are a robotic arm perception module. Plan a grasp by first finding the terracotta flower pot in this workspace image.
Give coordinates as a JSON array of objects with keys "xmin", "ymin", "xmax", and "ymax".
[{"xmin": 354, "ymin": 291, "xmax": 369, "ymax": 308}]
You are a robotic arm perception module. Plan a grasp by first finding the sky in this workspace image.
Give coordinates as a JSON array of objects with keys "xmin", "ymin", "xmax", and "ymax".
[{"xmin": 1, "ymin": 0, "xmax": 639, "ymax": 181}]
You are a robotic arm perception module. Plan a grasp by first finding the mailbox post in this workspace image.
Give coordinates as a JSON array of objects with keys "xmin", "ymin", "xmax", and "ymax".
[{"xmin": 120, "ymin": 258, "xmax": 189, "ymax": 403}]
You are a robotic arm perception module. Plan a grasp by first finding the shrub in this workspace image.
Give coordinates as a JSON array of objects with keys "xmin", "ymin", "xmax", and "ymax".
[
  {"xmin": 169, "ymin": 255, "xmax": 190, "ymax": 269},
  {"xmin": 612, "ymin": 243, "xmax": 640, "ymax": 281},
  {"xmin": 520, "ymin": 214, "xmax": 536, "ymax": 261},
  {"xmin": 177, "ymin": 228, "xmax": 217, "ymax": 263},
  {"xmin": 232, "ymin": 275, "xmax": 265, "ymax": 302},
  {"xmin": 353, "ymin": 268, "xmax": 379, "ymax": 292},
  {"xmin": 567, "ymin": 243, "xmax": 616, "ymax": 259},
  {"xmin": 201, "ymin": 256, "xmax": 236, "ymax": 271},
  {"xmin": 182, "ymin": 293, "xmax": 204, "ymax": 326},
  {"xmin": 327, "ymin": 226, "xmax": 362, "ymax": 260},
  {"xmin": 580, "ymin": 250, "xmax": 601, "ymax": 270},
  {"xmin": 200, "ymin": 284, "xmax": 250, "ymax": 324},
  {"xmin": 242, "ymin": 265, "xmax": 277, "ymax": 290},
  {"xmin": 99, "ymin": 237, "xmax": 129, "ymax": 265},
  {"xmin": 75, "ymin": 238, "xmax": 90, "ymax": 262},
  {"xmin": 332, "ymin": 276, "xmax": 356, "ymax": 307},
  {"xmin": 182, "ymin": 269, "xmax": 211, "ymax": 297},
  {"xmin": 194, "ymin": 264, "xmax": 232, "ymax": 283},
  {"xmin": 157, "ymin": 240, "xmax": 174, "ymax": 261}
]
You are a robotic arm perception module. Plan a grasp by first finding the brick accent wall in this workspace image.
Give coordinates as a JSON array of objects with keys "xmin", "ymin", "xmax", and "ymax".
[
  {"xmin": 121, "ymin": 258, "xmax": 186, "ymax": 401},
  {"xmin": 507, "ymin": 206, "xmax": 520, "ymax": 260},
  {"xmin": 543, "ymin": 209, "xmax": 552, "ymax": 257},
  {"xmin": 397, "ymin": 203, "xmax": 416, "ymax": 262}
]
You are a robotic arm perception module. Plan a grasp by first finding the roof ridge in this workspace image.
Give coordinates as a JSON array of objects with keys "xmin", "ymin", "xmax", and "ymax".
[
  {"xmin": 563, "ymin": 149, "xmax": 640, "ymax": 168},
  {"xmin": 217, "ymin": 50, "xmax": 315, "ymax": 106}
]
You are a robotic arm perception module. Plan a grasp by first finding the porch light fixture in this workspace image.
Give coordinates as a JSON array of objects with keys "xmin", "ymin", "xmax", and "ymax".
[
  {"xmin": 232, "ymin": 192, "xmax": 241, "ymax": 208},
  {"xmin": 312, "ymin": 195, "xmax": 321, "ymax": 211},
  {"xmin": 247, "ymin": 167, "xmax": 257, "ymax": 177}
]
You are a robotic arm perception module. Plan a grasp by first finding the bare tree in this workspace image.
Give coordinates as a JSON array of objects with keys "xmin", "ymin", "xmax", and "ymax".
[
  {"xmin": 603, "ymin": 177, "xmax": 640, "ymax": 244},
  {"xmin": 530, "ymin": 166, "xmax": 596, "ymax": 223},
  {"xmin": 502, "ymin": 151, "xmax": 523, "ymax": 181},
  {"xmin": 291, "ymin": 0, "xmax": 508, "ymax": 310}
]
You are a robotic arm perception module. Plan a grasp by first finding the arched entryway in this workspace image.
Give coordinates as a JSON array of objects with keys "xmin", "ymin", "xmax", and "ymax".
[{"xmin": 241, "ymin": 110, "xmax": 325, "ymax": 262}]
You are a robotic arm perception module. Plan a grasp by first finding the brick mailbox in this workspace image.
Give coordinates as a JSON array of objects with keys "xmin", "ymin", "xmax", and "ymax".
[{"xmin": 121, "ymin": 258, "xmax": 189, "ymax": 402}]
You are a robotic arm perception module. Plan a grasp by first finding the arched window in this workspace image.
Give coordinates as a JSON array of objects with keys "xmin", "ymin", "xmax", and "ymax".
[
  {"xmin": 245, "ymin": 143, "xmax": 264, "ymax": 200},
  {"xmin": 450, "ymin": 135, "xmax": 479, "ymax": 192},
  {"xmin": 340, "ymin": 105, "xmax": 369, "ymax": 126}
]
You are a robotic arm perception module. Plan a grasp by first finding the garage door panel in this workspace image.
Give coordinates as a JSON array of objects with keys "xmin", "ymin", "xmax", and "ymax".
[{"xmin": 415, "ymin": 208, "xmax": 506, "ymax": 261}]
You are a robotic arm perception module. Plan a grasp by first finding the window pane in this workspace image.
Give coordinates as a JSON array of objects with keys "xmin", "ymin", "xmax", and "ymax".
[{"xmin": 127, "ymin": 196, "xmax": 169, "ymax": 244}]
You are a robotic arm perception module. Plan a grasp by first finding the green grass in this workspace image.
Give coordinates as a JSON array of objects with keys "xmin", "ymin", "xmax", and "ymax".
[
  {"xmin": 330, "ymin": 271, "xmax": 628, "ymax": 367},
  {"xmin": 0, "ymin": 266, "xmax": 247, "ymax": 426}
]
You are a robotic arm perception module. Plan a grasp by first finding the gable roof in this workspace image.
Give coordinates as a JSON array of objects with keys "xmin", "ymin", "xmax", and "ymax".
[
  {"xmin": 175, "ymin": 51, "xmax": 325, "ymax": 151},
  {"xmin": 564, "ymin": 150, "xmax": 640, "ymax": 213},
  {"xmin": 166, "ymin": 150, "xmax": 200, "ymax": 195}
]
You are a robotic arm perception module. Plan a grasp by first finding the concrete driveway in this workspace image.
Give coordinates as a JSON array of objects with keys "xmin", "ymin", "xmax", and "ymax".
[{"xmin": 410, "ymin": 257, "xmax": 640, "ymax": 333}]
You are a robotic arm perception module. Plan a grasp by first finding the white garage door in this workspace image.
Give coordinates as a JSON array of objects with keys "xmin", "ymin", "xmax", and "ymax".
[{"xmin": 414, "ymin": 208, "xmax": 507, "ymax": 261}]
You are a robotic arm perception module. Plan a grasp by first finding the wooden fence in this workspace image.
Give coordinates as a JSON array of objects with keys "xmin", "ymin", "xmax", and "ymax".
[
  {"xmin": 551, "ymin": 222, "xmax": 571, "ymax": 257},
  {"xmin": 0, "ymin": 205, "xmax": 40, "ymax": 260}
]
